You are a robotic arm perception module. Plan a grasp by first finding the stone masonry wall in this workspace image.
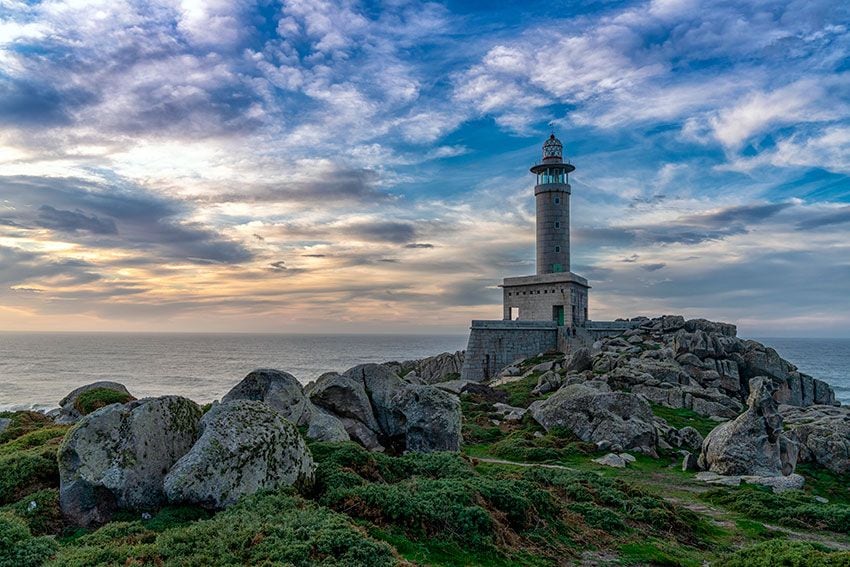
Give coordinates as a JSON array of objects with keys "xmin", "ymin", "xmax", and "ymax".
[{"xmin": 460, "ymin": 320, "xmax": 559, "ymax": 382}]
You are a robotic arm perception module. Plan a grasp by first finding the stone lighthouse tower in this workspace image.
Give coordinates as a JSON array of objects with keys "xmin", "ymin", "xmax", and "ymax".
[
  {"xmin": 531, "ymin": 134, "xmax": 574, "ymax": 274},
  {"xmin": 460, "ymin": 133, "xmax": 636, "ymax": 381}
]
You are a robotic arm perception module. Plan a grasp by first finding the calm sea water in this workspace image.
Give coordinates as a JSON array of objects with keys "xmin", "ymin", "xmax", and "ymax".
[
  {"xmin": 0, "ymin": 333, "xmax": 847, "ymax": 412},
  {"xmin": 0, "ymin": 333, "xmax": 467, "ymax": 411}
]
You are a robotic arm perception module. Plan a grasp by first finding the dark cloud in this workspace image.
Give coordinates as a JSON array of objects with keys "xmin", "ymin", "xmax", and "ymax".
[
  {"xmin": 404, "ymin": 242, "xmax": 435, "ymax": 248},
  {"xmin": 0, "ymin": 76, "xmax": 96, "ymax": 126},
  {"xmin": 796, "ymin": 206, "xmax": 850, "ymax": 230},
  {"xmin": 346, "ymin": 221, "xmax": 416, "ymax": 243},
  {"xmin": 641, "ymin": 263, "xmax": 666, "ymax": 271},
  {"xmin": 203, "ymin": 169, "xmax": 392, "ymax": 205},
  {"xmin": 0, "ymin": 245, "xmax": 102, "ymax": 288},
  {"xmin": 302, "ymin": 253, "xmax": 327, "ymax": 258},
  {"xmin": 269, "ymin": 261, "xmax": 287, "ymax": 271},
  {"xmin": 36, "ymin": 205, "xmax": 118, "ymax": 234},
  {"xmin": 0, "ymin": 176, "xmax": 252, "ymax": 264},
  {"xmin": 578, "ymin": 202, "xmax": 795, "ymax": 247}
]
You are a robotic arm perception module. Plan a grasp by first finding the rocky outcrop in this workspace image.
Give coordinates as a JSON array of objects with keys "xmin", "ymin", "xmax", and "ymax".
[
  {"xmin": 698, "ymin": 378, "xmax": 798, "ymax": 477},
  {"xmin": 223, "ymin": 369, "xmax": 349, "ymax": 443},
  {"xmin": 781, "ymin": 404, "xmax": 850, "ymax": 475},
  {"xmin": 308, "ymin": 363, "xmax": 462, "ymax": 454},
  {"xmin": 53, "ymin": 381, "xmax": 134, "ymax": 425},
  {"xmin": 583, "ymin": 316, "xmax": 836, "ymax": 419},
  {"xmin": 530, "ymin": 383, "xmax": 658, "ymax": 456},
  {"xmin": 164, "ymin": 400, "xmax": 315, "ymax": 509},
  {"xmin": 58, "ymin": 396, "xmax": 201, "ymax": 526},
  {"xmin": 384, "ymin": 351, "xmax": 465, "ymax": 384}
]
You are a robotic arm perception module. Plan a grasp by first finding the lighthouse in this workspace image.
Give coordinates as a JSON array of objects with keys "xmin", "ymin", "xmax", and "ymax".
[{"xmin": 531, "ymin": 134, "xmax": 574, "ymax": 275}]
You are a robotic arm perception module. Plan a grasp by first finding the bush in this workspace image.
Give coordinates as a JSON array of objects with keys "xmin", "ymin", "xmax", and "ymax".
[
  {"xmin": 0, "ymin": 448, "xmax": 59, "ymax": 506},
  {"xmin": 719, "ymin": 540, "xmax": 850, "ymax": 567},
  {"xmin": 0, "ymin": 412, "xmax": 54, "ymax": 445},
  {"xmin": 702, "ymin": 484, "xmax": 850, "ymax": 534},
  {"xmin": 50, "ymin": 491, "xmax": 396, "ymax": 567},
  {"xmin": 73, "ymin": 389, "xmax": 134, "ymax": 416},
  {"xmin": 1, "ymin": 490, "xmax": 63, "ymax": 536},
  {"xmin": 0, "ymin": 512, "xmax": 58, "ymax": 567}
]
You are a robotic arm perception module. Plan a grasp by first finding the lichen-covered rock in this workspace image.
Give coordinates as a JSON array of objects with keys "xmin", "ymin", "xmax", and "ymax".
[
  {"xmin": 58, "ymin": 396, "xmax": 201, "ymax": 526},
  {"xmin": 343, "ymin": 364, "xmax": 407, "ymax": 438},
  {"xmin": 781, "ymin": 404, "xmax": 850, "ymax": 475},
  {"xmin": 383, "ymin": 351, "xmax": 464, "ymax": 383},
  {"xmin": 309, "ymin": 372, "xmax": 381, "ymax": 433},
  {"xmin": 54, "ymin": 381, "xmax": 134, "ymax": 424},
  {"xmin": 698, "ymin": 377, "xmax": 798, "ymax": 477},
  {"xmin": 563, "ymin": 347, "xmax": 592, "ymax": 374},
  {"xmin": 531, "ymin": 370, "xmax": 563, "ymax": 395},
  {"xmin": 164, "ymin": 400, "xmax": 314, "ymax": 509},
  {"xmin": 223, "ymin": 368, "xmax": 348, "ymax": 443},
  {"xmin": 390, "ymin": 385, "xmax": 462, "ymax": 452},
  {"xmin": 530, "ymin": 384, "xmax": 658, "ymax": 455},
  {"xmin": 222, "ymin": 369, "xmax": 310, "ymax": 425}
]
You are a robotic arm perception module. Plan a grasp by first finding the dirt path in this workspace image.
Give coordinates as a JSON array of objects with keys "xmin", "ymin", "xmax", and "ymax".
[{"xmin": 472, "ymin": 456, "xmax": 577, "ymax": 471}]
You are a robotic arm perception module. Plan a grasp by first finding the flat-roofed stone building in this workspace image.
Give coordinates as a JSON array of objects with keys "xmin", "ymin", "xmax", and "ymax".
[{"xmin": 461, "ymin": 135, "xmax": 631, "ymax": 381}]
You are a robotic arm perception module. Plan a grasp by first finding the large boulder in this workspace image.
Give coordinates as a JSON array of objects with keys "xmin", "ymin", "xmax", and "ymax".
[
  {"xmin": 343, "ymin": 364, "xmax": 407, "ymax": 438},
  {"xmin": 390, "ymin": 385, "xmax": 462, "ymax": 452},
  {"xmin": 222, "ymin": 369, "xmax": 310, "ymax": 425},
  {"xmin": 563, "ymin": 347, "xmax": 592, "ymax": 374},
  {"xmin": 530, "ymin": 383, "xmax": 658, "ymax": 455},
  {"xmin": 698, "ymin": 377, "xmax": 798, "ymax": 477},
  {"xmin": 384, "ymin": 351, "xmax": 465, "ymax": 384},
  {"xmin": 164, "ymin": 400, "xmax": 315, "ymax": 509},
  {"xmin": 54, "ymin": 381, "xmax": 134, "ymax": 425},
  {"xmin": 309, "ymin": 372, "xmax": 381, "ymax": 434},
  {"xmin": 781, "ymin": 404, "xmax": 850, "ymax": 475},
  {"xmin": 58, "ymin": 396, "xmax": 201, "ymax": 526},
  {"xmin": 223, "ymin": 368, "xmax": 349, "ymax": 442}
]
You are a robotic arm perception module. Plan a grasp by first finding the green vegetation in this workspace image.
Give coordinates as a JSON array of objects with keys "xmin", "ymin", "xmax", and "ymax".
[
  {"xmin": 719, "ymin": 540, "xmax": 850, "ymax": 567},
  {"xmin": 0, "ymin": 513, "xmax": 58, "ymax": 567},
  {"xmin": 73, "ymin": 388, "xmax": 135, "ymax": 416},
  {"xmin": 0, "ymin": 416, "xmax": 66, "ymax": 507},
  {"xmin": 650, "ymin": 403, "xmax": 719, "ymax": 437},
  {"xmin": 495, "ymin": 372, "xmax": 543, "ymax": 407},
  {"xmin": 702, "ymin": 483, "xmax": 850, "ymax": 534}
]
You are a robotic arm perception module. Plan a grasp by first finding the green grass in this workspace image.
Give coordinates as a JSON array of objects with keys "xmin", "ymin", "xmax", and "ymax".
[
  {"xmin": 0, "ymin": 512, "xmax": 58, "ymax": 567},
  {"xmin": 797, "ymin": 463, "xmax": 850, "ymax": 506},
  {"xmin": 496, "ymin": 372, "xmax": 543, "ymax": 408},
  {"xmin": 650, "ymin": 403, "xmax": 719, "ymax": 437},
  {"xmin": 73, "ymin": 388, "xmax": 135, "ymax": 416},
  {"xmin": 718, "ymin": 540, "xmax": 850, "ymax": 567},
  {"xmin": 701, "ymin": 483, "xmax": 850, "ymax": 534},
  {"xmin": 619, "ymin": 539, "xmax": 705, "ymax": 567},
  {"xmin": 0, "ymin": 412, "xmax": 54, "ymax": 445}
]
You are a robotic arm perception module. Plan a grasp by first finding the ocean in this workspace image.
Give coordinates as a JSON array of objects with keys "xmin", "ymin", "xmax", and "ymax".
[
  {"xmin": 0, "ymin": 333, "xmax": 468, "ymax": 412},
  {"xmin": 0, "ymin": 333, "xmax": 847, "ymax": 412}
]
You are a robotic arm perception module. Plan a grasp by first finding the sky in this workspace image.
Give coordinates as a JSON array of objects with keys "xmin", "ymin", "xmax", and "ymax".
[{"xmin": 0, "ymin": 0, "xmax": 849, "ymax": 337}]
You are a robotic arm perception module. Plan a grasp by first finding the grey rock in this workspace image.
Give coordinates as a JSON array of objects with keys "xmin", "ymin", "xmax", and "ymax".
[
  {"xmin": 661, "ymin": 315, "xmax": 686, "ymax": 333},
  {"xmin": 433, "ymin": 380, "xmax": 472, "ymax": 395},
  {"xmin": 222, "ymin": 369, "xmax": 311, "ymax": 426},
  {"xmin": 682, "ymin": 452, "xmax": 700, "ymax": 471},
  {"xmin": 305, "ymin": 405, "xmax": 350, "ymax": 443},
  {"xmin": 339, "ymin": 417, "xmax": 384, "ymax": 451},
  {"xmin": 530, "ymin": 384, "xmax": 658, "ymax": 455},
  {"xmin": 684, "ymin": 319, "xmax": 737, "ymax": 337},
  {"xmin": 781, "ymin": 404, "xmax": 850, "ymax": 474},
  {"xmin": 620, "ymin": 452, "xmax": 636, "ymax": 463},
  {"xmin": 58, "ymin": 396, "xmax": 201, "ymax": 526},
  {"xmin": 390, "ymin": 385, "xmax": 462, "ymax": 452},
  {"xmin": 55, "ymin": 381, "xmax": 134, "ymax": 425},
  {"xmin": 695, "ymin": 471, "xmax": 805, "ymax": 493},
  {"xmin": 164, "ymin": 400, "xmax": 314, "ymax": 509},
  {"xmin": 492, "ymin": 403, "xmax": 528, "ymax": 422},
  {"xmin": 531, "ymin": 370, "xmax": 563, "ymax": 395},
  {"xmin": 593, "ymin": 453, "xmax": 627, "ymax": 468},
  {"xmin": 698, "ymin": 377, "xmax": 798, "ymax": 477},
  {"xmin": 309, "ymin": 371, "xmax": 381, "ymax": 433},
  {"xmin": 564, "ymin": 347, "xmax": 592, "ymax": 374},
  {"xmin": 344, "ymin": 363, "xmax": 407, "ymax": 438},
  {"xmin": 670, "ymin": 426, "xmax": 704, "ymax": 452}
]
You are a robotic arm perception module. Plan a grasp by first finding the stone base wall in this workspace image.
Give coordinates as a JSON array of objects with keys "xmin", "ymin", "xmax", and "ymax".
[{"xmin": 460, "ymin": 320, "xmax": 559, "ymax": 382}]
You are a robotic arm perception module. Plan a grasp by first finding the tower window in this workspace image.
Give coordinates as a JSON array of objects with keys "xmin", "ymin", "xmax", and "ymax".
[
  {"xmin": 554, "ymin": 197, "xmax": 560, "ymax": 204},
  {"xmin": 554, "ymin": 221, "xmax": 560, "ymax": 229},
  {"xmin": 555, "ymin": 246, "xmax": 561, "ymax": 253}
]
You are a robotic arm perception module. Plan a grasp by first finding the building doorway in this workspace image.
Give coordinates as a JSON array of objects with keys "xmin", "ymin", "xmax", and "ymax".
[
  {"xmin": 553, "ymin": 305, "xmax": 564, "ymax": 326},
  {"xmin": 510, "ymin": 307, "xmax": 519, "ymax": 320}
]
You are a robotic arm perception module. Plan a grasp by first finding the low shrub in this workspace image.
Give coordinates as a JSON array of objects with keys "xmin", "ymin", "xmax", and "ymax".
[
  {"xmin": 0, "ymin": 448, "xmax": 59, "ymax": 506},
  {"xmin": 0, "ymin": 412, "xmax": 54, "ymax": 445},
  {"xmin": 0, "ymin": 512, "xmax": 58, "ymax": 567},
  {"xmin": 73, "ymin": 389, "xmax": 135, "ymax": 416},
  {"xmin": 702, "ymin": 484, "xmax": 850, "ymax": 534},
  {"xmin": 719, "ymin": 539, "xmax": 850, "ymax": 567},
  {"xmin": 1, "ymin": 489, "xmax": 63, "ymax": 536},
  {"xmin": 50, "ymin": 491, "xmax": 396, "ymax": 567}
]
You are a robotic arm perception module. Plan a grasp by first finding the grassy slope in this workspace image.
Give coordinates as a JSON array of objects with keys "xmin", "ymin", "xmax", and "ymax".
[{"xmin": 1, "ymin": 374, "xmax": 850, "ymax": 566}]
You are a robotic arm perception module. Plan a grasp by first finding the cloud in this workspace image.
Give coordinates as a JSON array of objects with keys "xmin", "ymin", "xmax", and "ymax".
[
  {"xmin": 404, "ymin": 242, "xmax": 434, "ymax": 249},
  {"xmin": 36, "ymin": 205, "xmax": 117, "ymax": 235},
  {"xmin": 345, "ymin": 221, "xmax": 416, "ymax": 244}
]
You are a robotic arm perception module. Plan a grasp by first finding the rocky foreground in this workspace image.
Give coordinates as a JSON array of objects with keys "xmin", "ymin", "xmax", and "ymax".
[{"xmin": 2, "ymin": 315, "xmax": 850, "ymax": 566}]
